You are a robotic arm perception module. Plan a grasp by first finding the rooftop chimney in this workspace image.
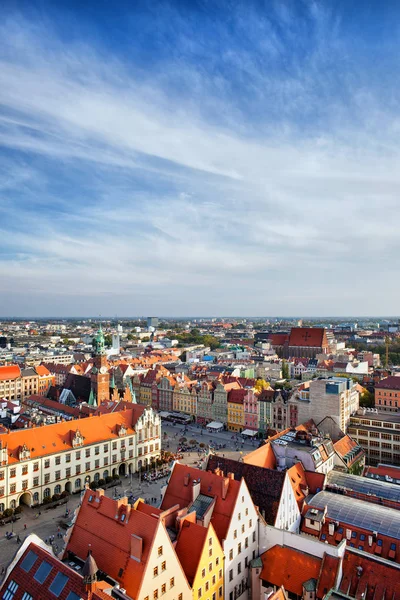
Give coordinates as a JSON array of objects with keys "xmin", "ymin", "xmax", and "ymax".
[
  {"xmin": 184, "ymin": 473, "xmax": 190, "ymax": 486},
  {"xmin": 192, "ymin": 479, "xmax": 201, "ymax": 503},
  {"xmin": 221, "ymin": 477, "xmax": 230, "ymax": 500},
  {"xmin": 130, "ymin": 534, "xmax": 143, "ymax": 562}
]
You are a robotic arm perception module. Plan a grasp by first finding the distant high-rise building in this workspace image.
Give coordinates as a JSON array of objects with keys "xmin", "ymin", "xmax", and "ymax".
[{"xmin": 147, "ymin": 316, "xmax": 159, "ymax": 328}]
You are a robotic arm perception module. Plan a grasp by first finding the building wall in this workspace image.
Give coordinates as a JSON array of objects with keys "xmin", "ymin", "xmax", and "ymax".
[
  {"xmin": 0, "ymin": 409, "xmax": 161, "ymax": 512},
  {"xmin": 273, "ymin": 474, "xmax": 301, "ymax": 532},
  {"xmin": 375, "ymin": 386, "xmax": 400, "ymax": 411},
  {"xmin": 0, "ymin": 377, "xmax": 22, "ymax": 402},
  {"xmin": 227, "ymin": 402, "xmax": 244, "ymax": 432},
  {"xmin": 223, "ymin": 479, "xmax": 259, "ymax": 600},
  {"xmin": 192, "ymin": 525, "xmax": 224, "ymax": 600},
  {"xmin": 348, "ymin": 414, "xmax": 400, "ymax": 467},
  {"xmin": 138, "ymin": 522, "xmax": 192, "ymax": 600}
]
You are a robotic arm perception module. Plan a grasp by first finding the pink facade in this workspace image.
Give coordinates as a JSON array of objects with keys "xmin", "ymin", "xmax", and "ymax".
[{"xmin": 244, "ymin": 389, "xmax": 258, "ymax": 430}]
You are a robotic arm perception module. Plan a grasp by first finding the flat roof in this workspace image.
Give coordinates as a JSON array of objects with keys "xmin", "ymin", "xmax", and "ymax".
[
  {"xmin": 309, "ymin": 490, "xmax": 400, "ymax": 540},
  {"xmin": 189, "ymin": 493, "xmax": 214, "ymax": 519},
  {"xmin": 351, "ymin": 411, "xmax": 400, "ymax": 424},
  {"xmin": 326, "ymin": 471, "xmax": 400, "ymax": 502}
]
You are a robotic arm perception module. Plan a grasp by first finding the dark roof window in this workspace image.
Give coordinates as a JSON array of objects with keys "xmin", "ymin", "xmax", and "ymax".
[
  {"xmin": 49, "ymin": 572, "xmax": 69, "ymax": 597},
  {"xmin": 66, "ymin": 593, "xmax": 82, "ymax": 600},
  {"xmin": 20, "ymin": 550, "xmax": 38, "ymax": 573},
  {"xmin": 34, "ymin": 560, "xmax": 53, "ymax": 584}
]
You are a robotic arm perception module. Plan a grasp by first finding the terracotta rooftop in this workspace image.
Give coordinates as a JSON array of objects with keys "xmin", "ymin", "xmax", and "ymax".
[
  {"xmin": 288, "ymin": 327, "xmax": 328, "ymax": 348},
  {"xmin": 260, "ymin": 545, "xmax": 323, "ymax": 597},
  {"xmin": 175, "ymin": 521, "xmax": 208, "ymax": 585},
  {"xmin": 339, "ymin": 549, "xmax": 400, "ymax": 599},
  {"xmin": 375, "ymin": 375, "xmax": 400, "ymax": 390},
  {"xmin": 0, "ymin": 365, "xmax": 21, "ymax": 381}
]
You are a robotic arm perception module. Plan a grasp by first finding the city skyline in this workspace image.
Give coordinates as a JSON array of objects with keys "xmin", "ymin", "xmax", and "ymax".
[{"xmin": 1, "ymin": 1, "xmax": 400, "ymax": 316}]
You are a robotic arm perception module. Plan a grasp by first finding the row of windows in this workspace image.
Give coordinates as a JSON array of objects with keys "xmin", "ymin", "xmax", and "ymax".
[
  {"xmin": 198, "ymin": 585, "xmax": 223, "ymax": 599},
  {"xmin": 232, "ymin": 519, "xmax": 253, "ymax": 539}
]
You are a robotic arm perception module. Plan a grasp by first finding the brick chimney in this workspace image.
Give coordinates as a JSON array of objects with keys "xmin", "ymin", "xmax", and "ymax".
[
  {"xmin": 130, "ymin": 534, "xmax": 143, "ymax": 561},
  {"xmin": 192, "ymin": 479, "xmax": 201, "ymax": 503},
  {"xmin": 221, "ymin": 477, "xmax": 230, "ymax": 500}
]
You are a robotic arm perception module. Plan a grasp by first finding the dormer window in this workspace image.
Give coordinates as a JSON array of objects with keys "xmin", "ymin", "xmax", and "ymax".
[
  {"xmin": 72, "ymin": 429, "xmax": 84, "ymax": 448},
  {"xmin": 19, "ymin": 443, "xmax": 31, "ymax": 462},
  {"xmin": 118, "ymin": 424, "xmax": 127, "ymax": 437}
]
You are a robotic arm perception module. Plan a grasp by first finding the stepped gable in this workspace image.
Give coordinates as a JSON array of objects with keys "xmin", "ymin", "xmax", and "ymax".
[{"xmin": 207, "ymin": 455, "xmax": 285, "ymax": 525}]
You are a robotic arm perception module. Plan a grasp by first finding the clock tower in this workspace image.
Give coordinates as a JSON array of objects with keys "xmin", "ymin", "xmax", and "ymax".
[{"xmin": 91, "ymin": 324, "xmax": 110, "ymax": 403}]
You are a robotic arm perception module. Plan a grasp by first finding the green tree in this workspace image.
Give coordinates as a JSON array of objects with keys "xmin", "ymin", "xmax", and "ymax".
[{"xmin": 281, "ymin": 360, "xmax": 289, "ymax": 379}]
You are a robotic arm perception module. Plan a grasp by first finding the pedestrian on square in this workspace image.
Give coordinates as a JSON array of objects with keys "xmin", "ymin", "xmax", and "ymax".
[{"xmin": 24, "ymin": 524, "xmax": 27, "ymax": 530}]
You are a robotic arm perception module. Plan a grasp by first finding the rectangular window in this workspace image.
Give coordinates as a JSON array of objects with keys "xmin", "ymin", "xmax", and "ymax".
[
  {"xmin": 233, "ymin": 530, "xmax": 237, "ymax": 539},
  {"xmin": 205, "ymin": 582, "xmax": 209, "ymax": 592},
  {"xmin": 22, "ymin": 593, "xmax": 33, "ymax": 600},
  {"xmin": 104, "ymin": 457, "xmax": 109, "ymax": 466},
  {"xmin": 161, "ymin": 561, "xmax": 166, "ymax": 571},
  {"xmin": 85, "ymin": 462, "xmax": 90, "ymax": 471},
  {"xmin": 252, "ymin": 531, "xmax": 256, "ymax": 542},
  {"xmin": 76, "ymin": 465, "xmax": 81, "ymax": 475},
  {"xmin": 33, "ymin": 477, "xmax": 39, "ymax": 487},
  {"xmin": 209, "ymin": 548, "xmax": 212, "ymax": 557},
  {"xmin": 44, "ymin": 474, "xmax": 50, "ymax": 484},
  {"xmin": 219, "ymin": 587, "xmax": 223, "ymax": 598},
  {"xmin": 21, "ymin": 550, "xmax": 38, "ymax": 573},
  {"xmin": 3, "ymin": 580, "xmax": 18, "ymax": 599},
  {"xmin": 154, "ymin": 590, "xmax": 158, "ymax": 600},
  {"xmin": 241, "ymin": 525, "xmax": 245, "ymax": 534},
  {"xmin": 229, "ymin": 550, "xmax": 233, "ymax": 561},
  {"xmin": 112, "ymin": 454, "xmax": 117, "ymax": 463},
  {"xmin": 33, "ymin": 462, "xmax": 39, "ymax": 471},
  {"xmin": 202, "ymin": 569, "xmax": 206, "ymax": 578},
  {"xmin": 55, "ymin": 471, "xmax": 61, "ymax": 480},
  {"xmin": 104, "ymin": 444, "xmax": 108, "ymax": 452},
  {"xmin": 34, "ymin": 560, "xmax": 53, "ymax": 584},
  {"xmin": 198, "ymin": 589, "xmax": 202, "ymax": 599},
  {"xmin": 85, "ymin": 449, "xmax": 90, "ymax": 457},
  {"xmin": 245, "ymin": 508, "xmax": 248, "ymax": 516},
  {"xmin": 95, "ymin": 446, "xmax": 100, "ymax": 455},
  {"xmin": 212, "ymin": 575, "xmax": 216, "ymax": 585},
  {"xmin": 229, "ymin": 569, "xmax": 233, "ymax": 582},
  {"xmin": 66, "ymin": 454, "xmax": 71, "ymax": 463},
  {"xmin": 158, "ymin": 546, "xmax": 163, "ymax": 556},
  {"xmin": 238, "ymin": 543, "xmax": 241, "ymax": 554},
  {"xmin": 66, "ymin": 468, "xmax": 71, "ymax": 478},
  {"xmin": 209, "ymin": 562, "xmax": 212, "ymax": 572},
  {"xmin": 170, "ymin": 578, "xmax": 174, "ymax": 588},
  {"xmin": 112, "ymin": 442, "xmax": 117, "ymax": 450},
  {"xmin": 0, "ymin": 487, "xmax": 4, "ymax": 497},
  {"xmin": 95, "ymin": 460, "xmax": 100, "ymax": 469},
  {"xmin": 49, "ymin": 572, "xmax": 69, "ymax": 596},
  {"xmin": 55, "ymin": 456, "xmax": 61, "ymax": 465},
  {"xmin": 22, "ymin": 465, "xmax": 28, "ymax": 475},
  {"xmin": 245, "ymin": 537, "xmax": 248, "ymax": 549},
  {"xmin": 75, "ymin": 451, "xmax": 81, "ymax": 460},
  {"xmin": 237, "ymin": 562, "xmax": 241, "ymax": 575},
  {"xmin": 216, "ymin": 557, "xmax": 219, "ymax": 566},
  {"xmin": 219, "ymin": 569, "xmax": 222, "ymax": 579},
  {"xmin": 44, "ymin": 460, "xmax": 50, "ymax": 469},
  {"xmin": 10, "ymin": 468, "xmax": 16, "ymax": 478},
  {"xmin": 154, "ymin": 567, "xmax": 158, "ymax": 577},
  {"xmin": 161, "ymin": 584, "xmax": 166, "ymax": 595}
]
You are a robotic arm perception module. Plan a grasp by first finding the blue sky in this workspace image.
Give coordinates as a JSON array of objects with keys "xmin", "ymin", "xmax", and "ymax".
[{"xmin": 1, "ymin": 0, "xmax": 400, "ymax": 317}]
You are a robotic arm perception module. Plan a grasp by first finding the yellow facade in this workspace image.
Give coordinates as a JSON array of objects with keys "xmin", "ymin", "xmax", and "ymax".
[
  {"xmin": 173, "ymin": 386, "xmax": 197, "ymax": 416},
  {"xmin": 192, "ymin": 523, "xmax": 224, "ymax": 600},
  {"xmin": 227, "ymin": 400, "xmax": 245, "ymax": 432},
  {"xmin": 139, "ymin": 385, "xmax": 152, "ymax": 406}
]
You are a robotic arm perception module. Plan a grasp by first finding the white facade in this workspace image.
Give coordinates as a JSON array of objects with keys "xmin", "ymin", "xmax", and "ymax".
[
  {"xmin": 223, "ymin": 479, "xmax": 259, "ymax": 600},
  {"xmin": 273, "ymin": 474, "xmax": 301, "ymax": 532},
  {"xmin": 0, "ymin": 408, "xmax": 161, "ymax": 512}
]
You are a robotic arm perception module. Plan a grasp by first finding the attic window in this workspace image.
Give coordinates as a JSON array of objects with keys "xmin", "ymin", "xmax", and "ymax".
[
  {"xmin": 89, "ymin": 495, "xmax": 93, "ymax": 502},
  {"xmin": 118, "ymin": 568, "xmax": 124, "ymax": 577},
  {"xmin": 121, "ymin": 514, "xmax": 126, "ymax": 522}
]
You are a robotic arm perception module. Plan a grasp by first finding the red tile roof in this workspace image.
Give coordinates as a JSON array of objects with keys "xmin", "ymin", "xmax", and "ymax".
[
  {"xmin": 260, "ymin": 545, "xmax": 322, "ymax": 596},
  {"xmin": 375, "ymin": 375, "xmax": 400, "ymax": 390},
  {"xmin": 161, "ymin": 463, "xmax": 241, "ymax": 542},
  {"xmin": 0, "ymin": 537, "xmax": 107, "ymax": 599},
  {"xmin": 288, "ymin": 328, "xmax": 328, "ymax": 348},
  {"xmin": 0, "ymin": 365, "xmax": 20, "ymax": 381},
  {"xmin": 175, "ymin": 521, "xmax": 208, "ymax": 585},
  {"xmin": 339, "ymin": 549, "xmax": 400, "ymax": 599},
  {"xmin": 243, "ymin": 442, "xmax": 277, "ymax": 469},
  {"xmin": 65, "ymin": 490, "xmax": 160, "ymax": 598},
  {"xmin": 270, "ymin": 334, "xmax": 289, "ymax": 346}
]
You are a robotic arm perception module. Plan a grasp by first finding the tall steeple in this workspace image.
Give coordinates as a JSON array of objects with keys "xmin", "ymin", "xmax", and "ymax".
[
  {"xmin": 93, "ymin": 323, "xmax": 106, "ymax": 357},
  {"xmin": 82, "ymin": 547, "xmax": 98, "ymax": 595}
]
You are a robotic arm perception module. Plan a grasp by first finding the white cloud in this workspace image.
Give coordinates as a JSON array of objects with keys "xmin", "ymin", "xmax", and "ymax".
[{"xmin": 0, "ymin": 9, "xmax": 399, "ymax": 316}]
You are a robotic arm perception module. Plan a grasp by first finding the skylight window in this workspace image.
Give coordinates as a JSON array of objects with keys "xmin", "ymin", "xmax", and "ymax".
[
  {"xmin": 49, "ymin": 572, "xmax": 69, "ymax": 597},
  {"xmin": 3, "ymin": 579, "xmax": 18, "ymax": 599},
  {"xmin": 66, "ymin": 593, "xmax": 82, "ymax": 600},
  {"xmin": 20, "ymin": 550, "xmax": 38, "ymax": 573},
  {"xmin": 34, "ymin": 560, "xmax": 53, "ymax": 584}
]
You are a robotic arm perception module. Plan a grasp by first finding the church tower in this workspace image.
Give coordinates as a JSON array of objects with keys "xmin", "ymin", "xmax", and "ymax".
[{"xmin": 91, "ymin": 324, "xmax": 110, "ymax": 403}]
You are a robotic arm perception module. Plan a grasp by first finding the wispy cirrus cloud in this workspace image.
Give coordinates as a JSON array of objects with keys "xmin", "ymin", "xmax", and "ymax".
[{"xmin": 0, "ymin": 2, "xmax": 399, "ymax": 316}]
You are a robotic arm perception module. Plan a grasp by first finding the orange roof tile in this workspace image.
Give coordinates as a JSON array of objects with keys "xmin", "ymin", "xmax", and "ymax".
[
  {"xmin": 260, "ymin": 545, "xmax": 322, "ymax": 596},
  {"xmin": 1, "ymin": 408, "xmax": 142, "ymax": 464},
  {"xmin": 339, "ymin": 549, "xmax": 400, "ymax": 599},
  {"xmin": 175, "ymin": 521, "xmax": 208, "ymax": 585},
  {"xmin": 288, "ymin": 327, "xmax": 328, "ymax": 348},
  {"xmin": 35, "ymin": 365, "xmax": 52, "ymax": 377},
  {"xmin": 333, "ymin": 435, "xmax": 359, "ymax": 460},
  {"xmin": 243, "ymin": 442, "xmax": 277, "ymax": 469},
  {"xmin": 65, "ymin": 490, "xmax": 160, "ymax": 598},
  {"xmin": 161, "ymin": 463, "xmax": 241, "ymax": 542},
  {"xmin": 0, "ymin": 365, "xmax": 20, "ymax": 381}
]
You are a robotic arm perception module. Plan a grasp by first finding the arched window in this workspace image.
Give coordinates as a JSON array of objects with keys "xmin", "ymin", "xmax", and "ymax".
[
  {"xmin": 54, "ymin": 485, "xmax": 61, "ymax": 495},
  {"xmin": 75, "ymin": 478, "xmax": 81, "ymax": 489},
  {"xmin": 33, "ymin": 492, "xmax": 39, "ymax": 503},
  {"xmin": 0, "ymin": 503, "xmax": 4, "ymax": 513},
  {"xmin": 10, "ymin": 500, "xmax": 16, "ymax": 509},
  {"xmin": 44, "ymin": 488, "xmax": 51, "ymax": 498},
  {"xmin": 103, "ymin": 470, "xmax": 109, "ymax": 479},
  {"xmin": 94, "ymin": 473, "xmax": 100, "ymax": 482}
]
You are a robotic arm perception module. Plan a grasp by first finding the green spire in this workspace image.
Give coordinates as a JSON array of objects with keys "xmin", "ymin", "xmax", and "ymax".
[
  {"xmin": 93, "ymin": 322, "xmax": 106, "ymax": 356},
  {"xmin": 126, "ymin": 377, "xmax": 136, "ymax": 403},
  {"xmin": 88, "ymin": 388, "xmax": 97, "ymax": 407}
]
